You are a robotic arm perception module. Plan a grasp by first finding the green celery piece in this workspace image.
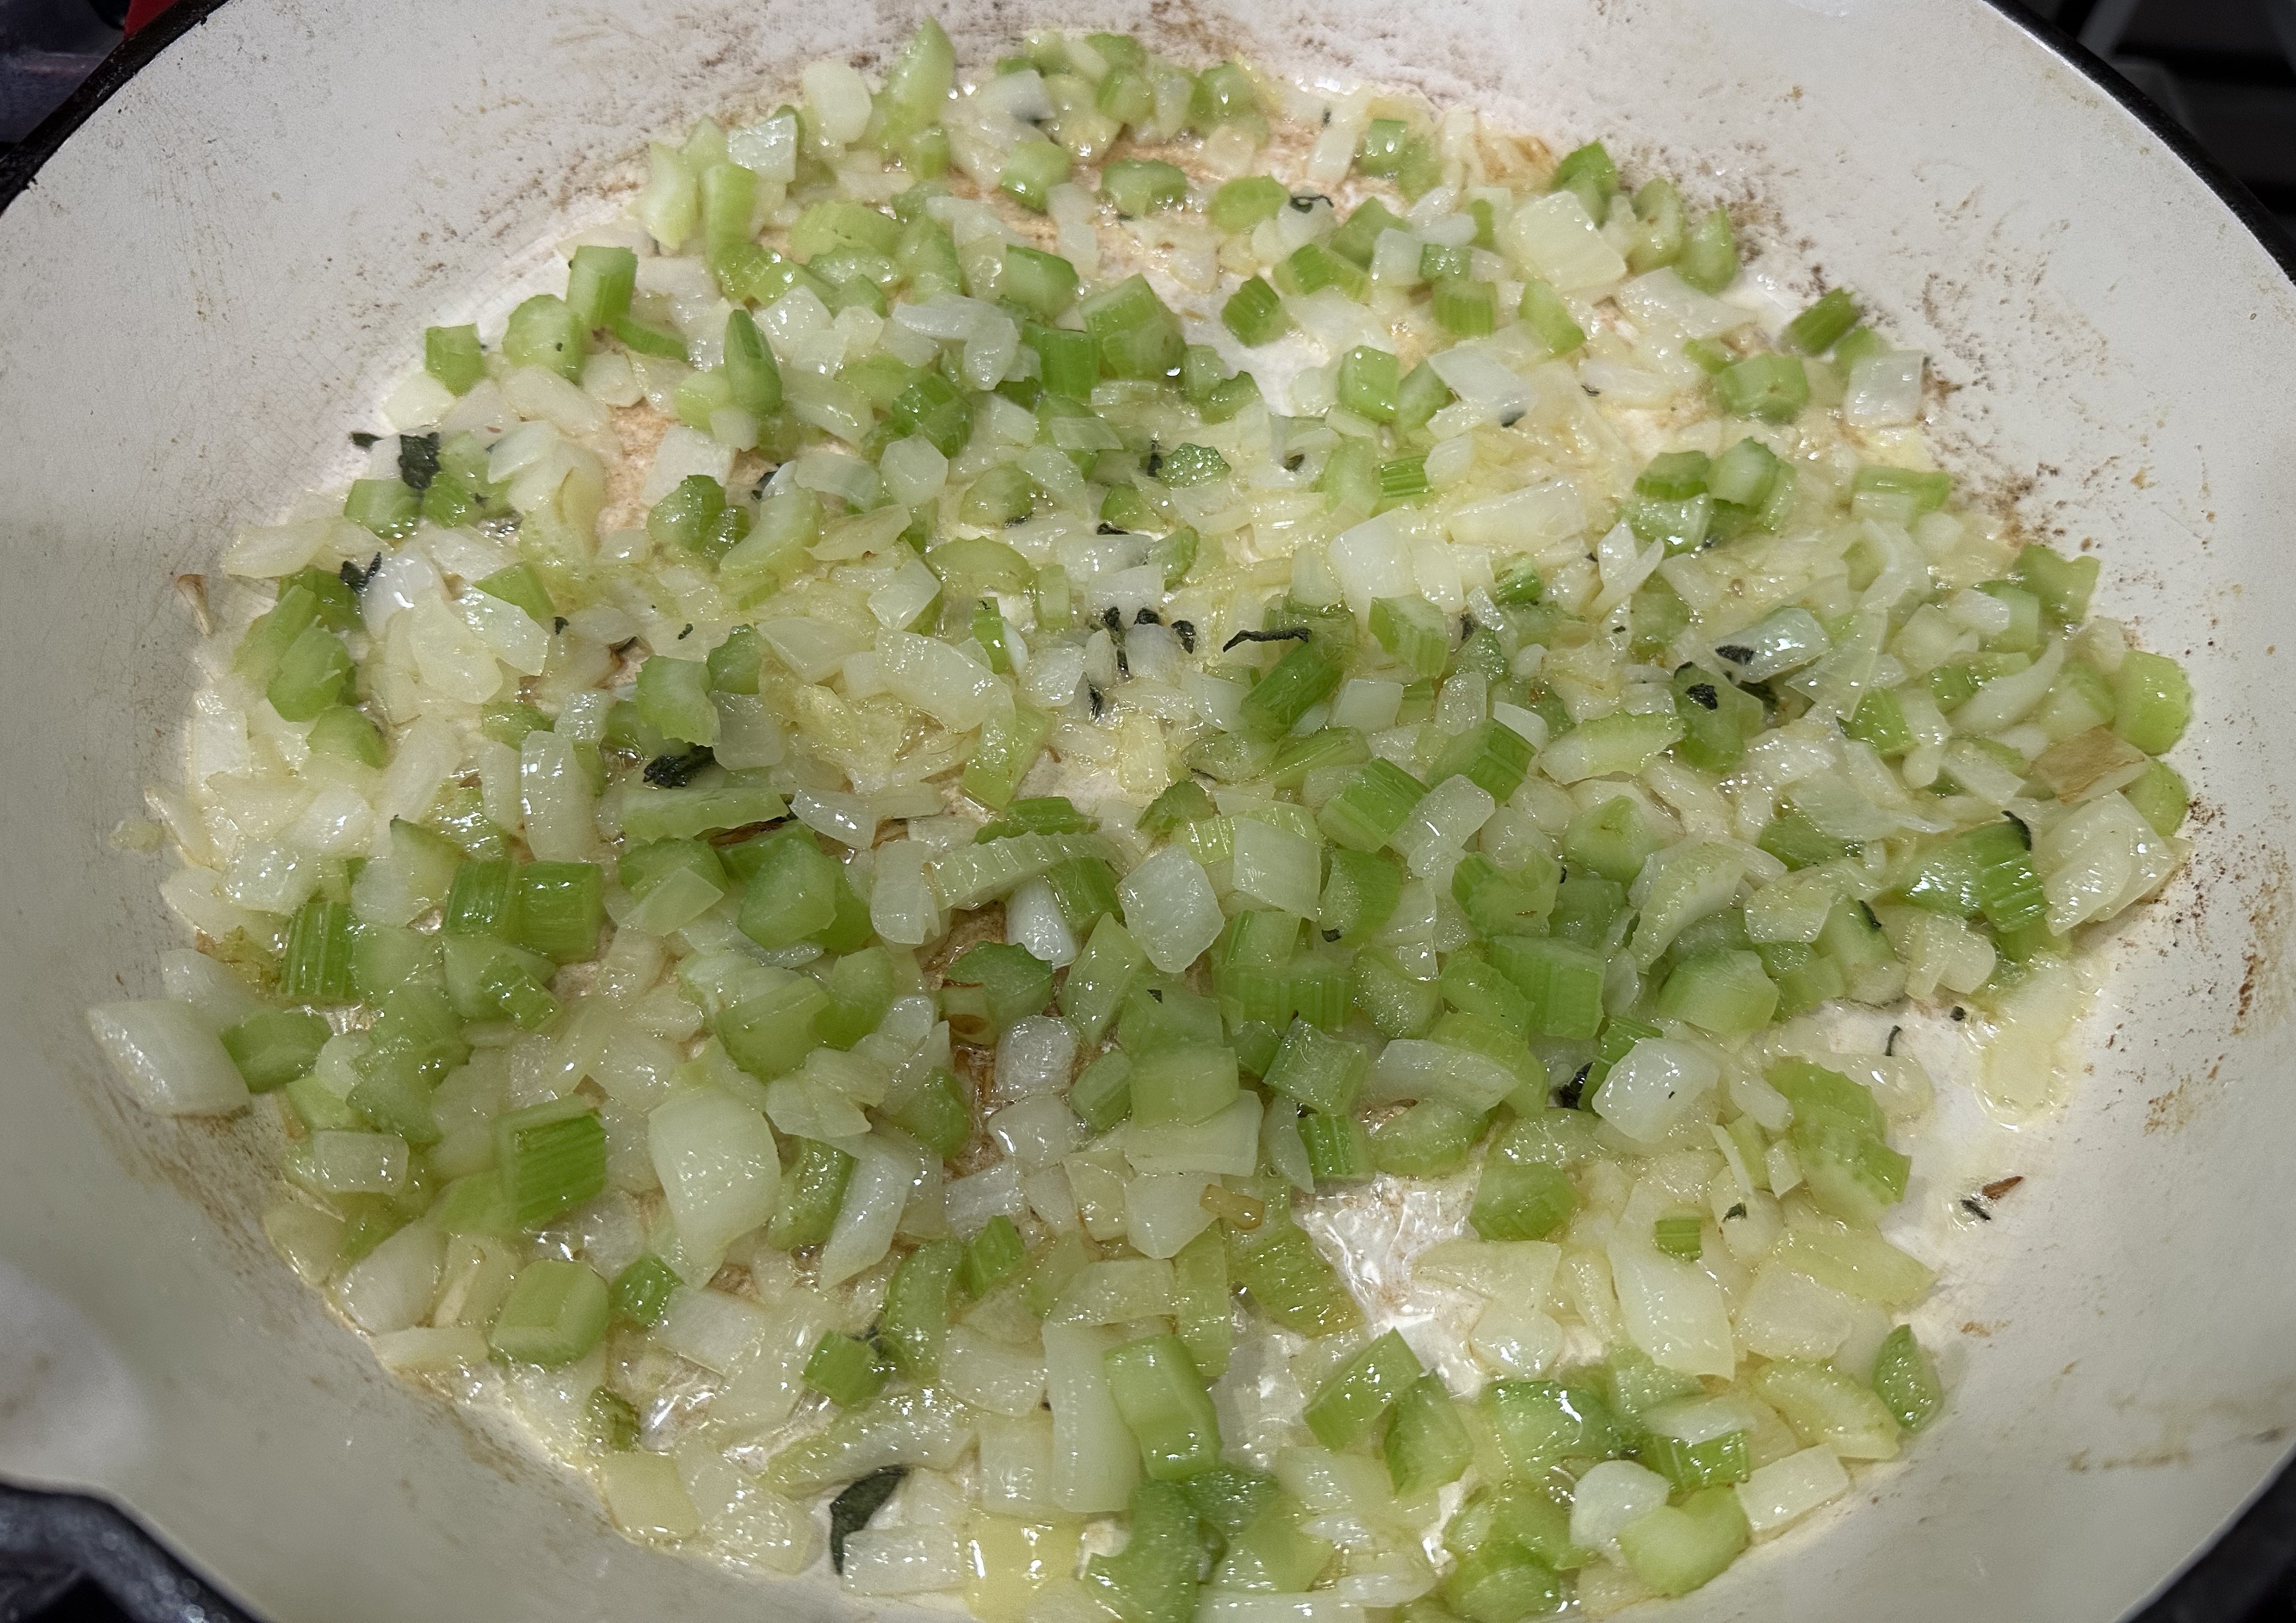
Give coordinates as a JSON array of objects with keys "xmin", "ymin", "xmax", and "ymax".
[
  {"xmin": 1172, "ymin": 1225, "xmax": 1233, "ymax": 1379},
  {"xmin": 1444, "ymin": 1543, "xmax": 1563, "ymax": 1623},
  {"xmin": 424, "ymin": 324, "xmax": 485, "ymax": 392},
  {"xmin": 736, "ymin": 834, "xmax": 839, "ymax": 950},
  {"xmin": 493, "ymin": 1099, "xmax": 606, "ymax": 1230},
  {"xmin": 1653, "ymin": 948, "xmax": 1779, "ymax": 1038},
  {"xmin": 1386, "ymin": 1374, "xmax": 1473, "ymax": 1494},
  {"xmin": 1129, "ymin": 1043, "xmax": 1242, "ymax": 1128},
  {"xmin": 1104, "ymin": 1333, "xmax": 1223, "ymax": 1480},
  {"xmin": 1482, "ymin": 1379, "xmax": 1623, "ymax": 1471},
  {"xmin": 767, "ymin": 1138, "xmax": 855, "ymax": 1250},
  {"xmin": 805, "ymin": 1330, "xmax": 890, "ymax": 1407},
  {"xmin": 1617, "ymin": 1487, "xmax": 1749, "ymax": 1597},
  {"xmin": 1319, "ymin": 848, "xmax": 1403, "ymax": 946},
  {"xmin": 1229, "ymin": 1221, "xmax": 1361, "ymax": 1337},
  {"xmin": 489, "ymin": 1259, "xmax": 610, "ymax": 1366},
  {"xmin": 1263, "ymin": 1019, "xmax": 1366, "ymax": 1115},
  {"xmin": 1430, "ymin": 721, "xmax": 1534, "ymax": 801},
  {"xmin": 610, "ymin": 1254, "xmax": 681, "ymax": 1325},
  {"xmin": 1871, "ymin": 1324, "xmax": 1942, "ymax": 1432},
  {"xmin": 1301, "ymin": 1111, "xmax": 1371, "ymax": 1183},
  {"xmin": 1637, "ymin": 1429, "xmax": 1750, "ymax": 1489},
  {"xmin": 880, "ymin": 1238, "xmax": 963, "ymax": 1380},
  {"xmin": 941, "ymin": 942, "xmax": 1055, "ymax": 1043},
  {"xmin": 963, "ymin": 1215, "xmax": 1027, "ymax": 1297},
  {"xmin": 1490, "ymin": 936, "xmax": 1607, "ymax": 1039},
  {"xmin": 1471, "ymin": 1160, "xmax": 1578, "ymax": 1241},
  {"xmin": 1369, "ymin": 1097, "xmax": 1487, "ymax": 1177},
  {"xmin": 1084, "ymin": 1480, "xmax": 1203, "ymax": 1623},
  {"xmin": 1304, "ymin": 1329, "xmax": 1423, "ymax": 1447},
  {"xmin": 221, "ymin": 1008, "xmax": 330, "ymax": 1092}
]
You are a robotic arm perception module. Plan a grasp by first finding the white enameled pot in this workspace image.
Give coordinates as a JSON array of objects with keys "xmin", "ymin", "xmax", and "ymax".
[{"xmin": 1, "ymin": 1, "xmax": 2292, "ymax": 1619}]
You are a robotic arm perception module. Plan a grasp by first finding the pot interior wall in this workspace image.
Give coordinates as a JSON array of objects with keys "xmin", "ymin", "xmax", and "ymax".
[{"xmin": 1, "ymin": 1, "xmax": 2292, "ymax": 1619}]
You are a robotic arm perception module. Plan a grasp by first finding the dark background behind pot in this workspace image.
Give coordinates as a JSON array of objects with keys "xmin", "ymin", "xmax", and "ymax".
[{"xmin": 0, "ymin": 0, "xmax": 2291, "ymax": 1618}]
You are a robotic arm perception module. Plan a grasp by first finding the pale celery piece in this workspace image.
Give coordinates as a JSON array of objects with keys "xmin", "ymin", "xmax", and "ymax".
[{"xmin": 101, "ymin": 15, "xmax": 2196, "ymax": 1616}]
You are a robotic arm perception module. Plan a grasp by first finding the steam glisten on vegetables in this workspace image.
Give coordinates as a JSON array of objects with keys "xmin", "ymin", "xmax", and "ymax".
[{"xmin": 89, "ymin": 19, "xmax": 2196, "ymax": 1620}]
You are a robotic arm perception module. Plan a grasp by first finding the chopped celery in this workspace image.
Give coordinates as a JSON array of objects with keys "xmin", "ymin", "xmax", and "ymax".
[
  {"xmin": 1229, "ymin": 1220, "xmax": 1361, "ymax": 1337},
  {"xmin": 806, "ymin": 1331, "xmax": 890, "ymax": 1408},
  {"xmin": 882, "ymin": 1238, "xmax": 963, "ymax": 1380},
  {"xmin": 610, "ymin": 1255, "xmax": 681, "ymax": 1327},
  {"xmin": 1305, "ymin": 1329, "xmax": 1423, "ymax": 1446},
  {"xmin": 1677, "ymin": 208, "xmax": 1739, "ymax": 292},
  {"xmin": 1637, "ymin": 1429, "xmax": 1750, "ymax": 1489},
  {"xmin": 1104, "ymin": 1333, "xmax": 1222, "ymax": 1479},
  {"xmin": 1386, "ymin": 1374, "xmax": 1473, "ymax": 1494},
  {"xmin": 1372, "ymin": 595, "xmax": 1452, "ymax": 679},
  {"xmin": 1431, "ymin": 721, "xmax": 1534, "ymax": 801},
  {"xmin": 767, "ymin": 1138, "xmax": 854, "ymax": 1250},
  {"xmin": 503, "ymin": 293, "xmax": 584, "ymax": 381},
  {"xmin": 2124, "ymin": 758, "xmax": 2190, "ymax": 836},
  {"xmin": 490, "ymin": 1259, "xmax": 610, "ymax": 1367},
  {"xmin": 1331, "ymin": 199, "xmax": 1404, "ymax": 267},
  {"xmin": 1652, "ymin": 1214, "xmax": 1705, "ymax": 1260},
  {"xmin": 1470, "ymin": 1159, "xmax": 1578, "ymax": 1241},
  {"xmin": 1563, "ymin": 796, "xmax": 1658, "ymax": 883},
  {"xmin": 963, "ymin": 1215, "xmax": 1028, "ymax": 1297},
  {"xmin": 942, "ymin": 942, "xmax": 1055, "ymax": 1042},
  {"xmin": 1490, "ymin": 937, "xmax": 1606, "ymax": 1039},
  {"xmin": 1172, "ymin": 1225, "xmax": 1233, "ymax": 1379},
  {"xmin": 1102, "ymin": 158, "xmax": 1189, "ymax": 217},
  {"xmin": 1654, "ymin": 949, "xmax": 1779, "ymax": 1037},
  {"xmin": 1716, "ymin": 353, "xmax": 1810, "ymax": 421},
  {"xmin": 494, "ymin": 1099, "xmax": 605, "ymax": 1229},
  {"xmin": 2014, "ymin": 543, "xmax": 2099, "ymax": 624},
  {"xmin": 1782, "ymin": 286, "xmax": 1861, "ymax": 355},
  {"xmin": 1239, "ymin": 636, "xmax": 1345, "ymax": 739},
  {"xmin": 1003, "ymin": 244, "xmax": 1081, "ymax": 318},
  {"xmin": 516, "ymin": 861, "xmax": 603, "ymax": 962},
  {"xmin": 1319, "ymin": 848, "xmax": 1404, "ymax": 946},
  {"xmin": 723, "ymin": 309, "xmax": 782, "ymax": 415},
  {"xmin": 1550, "ymin": 141, "xmax": 1617, "ymax": 215},
  {"xmin": 1060, "ymin": 916, "xmax": 1147, "ymax": 1044},
  {"xmin": 1318, "ymin": 759, "xmax": 1429, "ymax": 852},
  {"xmin": 1222, "ymin": 275, "xmax": 1290, "ymax": 346},
  {"xmin": 1084, "ymin": 1480, "xmax": 1201, "ymax": 1623},
  {"xmin": 2115, "ymin": 650, "xmax": 2191, "ymax": 755},
  {"xmin": 736, "ymin": 834, "xmax": 839, "ymax": 950},
  {"xmin": 1444, "ymin": 1541, "xmax": 1563, "ymax": 1623},
  {"xmin": 566, "ymin": 243, "xmax": 636, "ymax": 329},
  {"xmin": 963, "ymin": 706, "xmax": 1053, "ymax": 810},
  {"xmin": 1276, "ymin": 242, "xmax": 1370, "ymax": 302},
  {"xmin": 1432, "ymin": 276, "xmax": 1497, "ymax": 337},
  {"xmin": 1616, "ymin": 1486, "xmax": 1749, "ymax": 1596},
  {"xmin": 1209, "ymin": 175, "xmax": 1288, "ymax": 233},
  {"xmin": 282, "ymin": 899, "xmax": 355, "ymax": 1003},
  {"xmin": 1518, "ymin": 277, "xmax": 1584, "ymax": 355},
  {"xmin": 222, "ymin": 1009, "xmax": 330, "ymax": 1092},
  {"xmin": 1370, "ymin": 1097, "xmax": 1487, "ymax": 1177},
  {"xmin": 1300, "ymin": 1109, "xmax": 1372, "ymax": 1183},
  {"xmin": 1338, "ymin": 345, "xmax": 1401, "ymax": 422},
  {"xmin": 1872, "ymin": 1324, "xmax": 1942, "ymax": 1431},
  {"xmin": 1263, "ymin": 1019, "xmax": 1366, "ymax": 1115},
  {"xmin": 424, "ymin": 324, "xmax": 484, "ymax": 392},
  {"xmin": 1484, "ymin": 1379, "xmax": 1623, "ymax": 1469}
]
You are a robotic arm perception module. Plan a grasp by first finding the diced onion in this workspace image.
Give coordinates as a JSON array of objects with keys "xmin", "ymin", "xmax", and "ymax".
[{"xmin": 86, "ymin": 1000, "xmax": 249, "ymax": 1115}]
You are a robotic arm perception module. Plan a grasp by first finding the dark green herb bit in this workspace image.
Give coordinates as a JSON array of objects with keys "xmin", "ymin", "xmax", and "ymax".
[
  {"xmin": 829, "ymin": 1466, "xmax": 909, "ymax": 1573},
  {"xmin": 397, "ymin": 431, "xmax": 443, "ymax": 491}
]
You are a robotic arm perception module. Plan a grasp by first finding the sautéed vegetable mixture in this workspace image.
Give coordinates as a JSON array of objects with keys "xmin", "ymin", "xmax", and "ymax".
[{"xmin": 91, "ymin": 20, "xmax": 2195, "ymax": 1621}]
